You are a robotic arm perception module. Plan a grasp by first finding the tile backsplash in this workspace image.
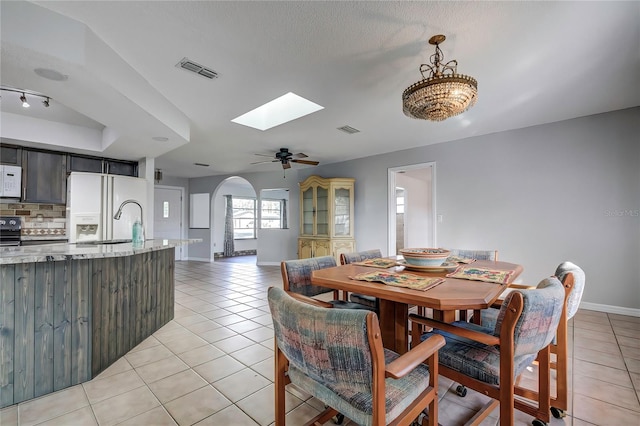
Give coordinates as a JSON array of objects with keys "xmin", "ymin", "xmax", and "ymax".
[{"xmin": 0, "ymin": 203, "xmax": 66, "ymax": 237}]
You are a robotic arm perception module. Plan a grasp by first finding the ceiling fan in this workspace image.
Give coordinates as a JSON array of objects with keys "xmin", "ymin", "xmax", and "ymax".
[{"xmin": 251, "ymin": 147, "xmax": 319, "ymax": 169}]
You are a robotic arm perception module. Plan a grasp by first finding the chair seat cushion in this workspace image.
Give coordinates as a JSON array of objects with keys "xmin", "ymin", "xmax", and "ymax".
[
  {"xmin": 288, "ymin": 348, "xmax": 431, "ymax": 426},
  {"xmin": 330, "ymin": 300, "xmax": 376, "ymax": 311},
  {"xmin": 349, "ymin": 293, "xmax": 378, "ymax": 310},
  {"xmin": 421, "ymin": 321, "xmax": 536, "ymax": 385}
]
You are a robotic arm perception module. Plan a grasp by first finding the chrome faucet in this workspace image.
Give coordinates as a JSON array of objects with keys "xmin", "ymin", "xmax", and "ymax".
[{"xmin": 114, "ymin": 199, "xmax": 144, "ymax": 224}]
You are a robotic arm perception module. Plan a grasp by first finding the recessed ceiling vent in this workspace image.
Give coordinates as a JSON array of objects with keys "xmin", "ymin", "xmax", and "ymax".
[
  {"xmin": 337, "ymin": 125, "xmax": 360, "ymax": 134},
  {"xmin": 176, "ymin": 57, "xmax": 218, "ymax": 79}
]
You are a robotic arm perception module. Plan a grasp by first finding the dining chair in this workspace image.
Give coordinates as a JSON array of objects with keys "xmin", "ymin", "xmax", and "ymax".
[
  {"xmin": 409, "ymin": 276, "xmax": 565, "ymax": 426},
  {"xmin": 281, "ymin": 256, "xmax": 374, "ymax": 310},
  {"xmin": 339, "ymin": 249, "xmax": 383, "ymax": 311},
  {"xmin": 477, "ymin": 261, "xmax": 585, "ymax": 419},
  {"xmin": 447, "ymin": 249, "xmax": 498, "ymax": 322},
  {"xmin": 268, "ymin": 286, "xmax": 446, "ymax": 426},
  {"xmin": 448, "ymin": 248, "xmax": 498, "ymax": 261}
]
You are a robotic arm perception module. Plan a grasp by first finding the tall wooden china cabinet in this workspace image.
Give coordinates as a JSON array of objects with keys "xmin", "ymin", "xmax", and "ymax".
[{"xmin": 298, "ymin": 175, "xmax": 355, "ymax": 263}]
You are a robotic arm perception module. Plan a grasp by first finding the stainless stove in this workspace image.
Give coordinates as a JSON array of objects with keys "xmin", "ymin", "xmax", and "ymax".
[{"xmin": 0, "ymin": 216, "xmax": 22, "ymax": 246}]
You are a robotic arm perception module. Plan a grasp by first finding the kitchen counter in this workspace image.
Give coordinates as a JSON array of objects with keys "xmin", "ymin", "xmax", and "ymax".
[
  {"xmin": 0, "ymin": 238, "xmax": 199, "ymax": 409},
  {"xmin": 0, "ymin": 238, "xmax": 200, "ymax": 264}
]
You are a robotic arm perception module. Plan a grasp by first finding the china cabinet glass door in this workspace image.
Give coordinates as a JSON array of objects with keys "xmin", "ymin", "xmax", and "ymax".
[
  {"xmin": 334, "ymin": 187, "xmax": 351, "ymax": 236},
  {"xmin": 316, "ymin": 186, "xmax": 329, "ymax": 236},
  {"xmin": 302, "ymin": 187, "xmax": 314, "ymax": 235}
]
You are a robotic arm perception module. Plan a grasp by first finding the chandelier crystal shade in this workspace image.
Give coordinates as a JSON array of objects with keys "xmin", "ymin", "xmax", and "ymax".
[{"xmin": 402, "ymin": 35, "xmax": 477, "ymax": 122}]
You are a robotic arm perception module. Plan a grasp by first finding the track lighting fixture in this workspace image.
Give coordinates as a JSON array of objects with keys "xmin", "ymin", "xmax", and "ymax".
[
  {"xmin": 1, "ymin": 87, "xmax": 52, "ymax": 109},
  {"xmin": 20, "ymin": 93, "xmax": 30, "ymax": 108}
]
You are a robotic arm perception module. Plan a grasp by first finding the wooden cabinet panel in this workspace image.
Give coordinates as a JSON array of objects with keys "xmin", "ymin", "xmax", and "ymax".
[
  {"xmin": 0, "ymin": 145, "xmax": 21, "ymax": 165},
  {"xmin": 298, "ymin": 239, "xmax": 314, "ymax": 259},
  {"xmin": 297, "ymin": 238, "xmax": 333, "ymax": 258},
  {"xmin": 69, "ymin": 155, "xmax": 138, "ymax": 177},
  {"xmin": 105, "ymin": 160, "xmax": 137, "ymax": 177},
  {"xmin": 69, "ymin": 155, "xmax": 103, "ymax": 173},
  {"xmin": 331, "ymin": 240, "xmax": 356, "ymax": 260},
  {"xmin": 0, "ymin": 248, "xmax": 175, "ymax": 409},
  {"xmin": 23, "ymin": 150, "xmax": 67, "ymax": 204},
  {"xmin": 314, "ymin": 239, "xmax": 331, "ymax": 257}
]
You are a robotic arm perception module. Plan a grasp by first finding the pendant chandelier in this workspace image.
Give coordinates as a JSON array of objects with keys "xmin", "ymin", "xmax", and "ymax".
[{"xmin": 402, "ymin": 35, "xmax": 477, "ymax": 122}]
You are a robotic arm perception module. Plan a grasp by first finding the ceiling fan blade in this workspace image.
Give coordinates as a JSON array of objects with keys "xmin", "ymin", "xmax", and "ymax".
[
  {"xmin": 250, "ymin": 160, "xmax": 279, "ymax": 165},
  {"xmin": 292, "ymin": 152, "xmax": 308, "ymax": 159},
  {"xmin": 254, "ymin": 153, "xmax": 275, "ymax": 158},
  {"xmin": 282, "ymin": 161, "xmax": 291, "ymax": 170},
  {"xmin": 292, "ymin": 159, "xmax": 319, "ymax": 166}
]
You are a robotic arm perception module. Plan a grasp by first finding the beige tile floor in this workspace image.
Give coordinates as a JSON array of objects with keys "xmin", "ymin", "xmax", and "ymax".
[{"xmin": 1, "ymin": 257, "xmax": 638, "ymax": 426}]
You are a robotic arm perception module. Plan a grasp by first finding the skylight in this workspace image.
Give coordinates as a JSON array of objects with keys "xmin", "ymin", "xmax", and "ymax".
[{"xmin": 231, "ymin": 92, "xmax": 324, "ymax": 131}]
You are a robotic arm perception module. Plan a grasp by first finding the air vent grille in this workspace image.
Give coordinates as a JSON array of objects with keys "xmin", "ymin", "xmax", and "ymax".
[
  {"xmin": 176, "ymin": 57, "xmax": 218, "ymax": 79},
  {"xmin": 337, "ymin": 125, "xmax": 360, "ymax": 134}
]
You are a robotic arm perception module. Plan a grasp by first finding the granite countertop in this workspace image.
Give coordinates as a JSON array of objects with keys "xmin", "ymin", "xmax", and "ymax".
[
  {"xmin": 21, "ymin": 235, "xmax": 69, "ymax": 241},
  {"xmin": 0, "ymin": 239, "xmax": 202, "ymax": 265}
]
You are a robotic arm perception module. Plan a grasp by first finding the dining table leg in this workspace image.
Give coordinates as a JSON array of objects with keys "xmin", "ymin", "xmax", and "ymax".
[
  {"xmin": 432, "ymin": 309, "xmax": 456, "ymax": 323},
  {"xmin": 378, "ymin": 299, "xmax": 409, "ymax": 354}
]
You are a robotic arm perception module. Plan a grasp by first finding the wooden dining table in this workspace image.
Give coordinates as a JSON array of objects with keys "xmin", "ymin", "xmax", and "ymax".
[{"xmin": 311, "ymin": 259, "xmax": 523, "ymax": 354}]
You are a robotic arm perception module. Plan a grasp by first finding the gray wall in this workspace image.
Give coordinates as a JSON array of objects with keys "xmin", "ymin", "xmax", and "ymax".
[{"xmin": 187, "ymin": 107, "xmax": 639, "ymax": 310}]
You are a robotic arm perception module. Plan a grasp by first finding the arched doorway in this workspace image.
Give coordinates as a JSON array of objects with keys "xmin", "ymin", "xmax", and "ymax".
[{"xmin": 211, "ymin": 176, "xmax": 257, "ymax": 261}]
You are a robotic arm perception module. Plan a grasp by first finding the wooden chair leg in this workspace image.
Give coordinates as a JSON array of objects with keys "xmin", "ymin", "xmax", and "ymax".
[
  {"xmin": 275, "ymin": 346, "xmax": 288, "ymax": 426},
  {"xmin": 428, "ymin": 352, "xmax": 439, "ymax": 426},
  {"xmin": 538, "ymin": 346, "xmax": 552, "ymax": 422}
]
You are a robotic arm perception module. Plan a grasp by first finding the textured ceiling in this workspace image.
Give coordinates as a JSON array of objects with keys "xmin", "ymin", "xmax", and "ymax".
[{"xmin": 1, "ymin": 1, "xmax": 639, "ymax": 177}]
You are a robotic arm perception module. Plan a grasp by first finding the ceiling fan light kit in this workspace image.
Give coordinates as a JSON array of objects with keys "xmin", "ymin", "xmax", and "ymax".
[{"xmin": 402, "ymin": 35, "xmax": 477, "ymax": 122}]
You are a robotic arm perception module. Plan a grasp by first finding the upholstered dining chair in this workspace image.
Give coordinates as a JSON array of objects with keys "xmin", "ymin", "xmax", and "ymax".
[
  {"xmin": 340, "ymin": 249, "xmax": 383, "ymax": 311},
  {"xmin": 478, "ymin": 261, "xmax": 585, "ymax": 419},
  {"xmin": 447, "ymin": 249, "xmax": 498, "ymax": 322},
  {"xmin": 268, "ymin": 286, "xmax": 446, "ymax": 426},
  {"xmin": 409, "ymin": 277, "xmax": 565, "ymax": 426},
  {"xmin": 448, "ymin": 248, "xmax": 498, "ymax": 262},
  {"xmin": 281, "ymin": 256, "xmax": 374, "ymax": 310}
]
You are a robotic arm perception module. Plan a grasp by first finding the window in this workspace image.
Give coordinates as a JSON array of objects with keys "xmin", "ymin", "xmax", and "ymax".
[
  {"xmin": 232, "ymin": 197, "xmax": 256, "ymax": 239},
  {"xmin": 261, "ymin": 199, "xmax": 282, "ymax": 228}
]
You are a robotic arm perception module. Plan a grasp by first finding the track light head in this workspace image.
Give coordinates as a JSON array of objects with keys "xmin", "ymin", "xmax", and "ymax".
[
  {"xmin": 1, "ymin": 87, "xmax": 52, "ymax": 108},
  {"xmin": 20, "ymin": 93, "xmax": 30, "ymax": 108}
]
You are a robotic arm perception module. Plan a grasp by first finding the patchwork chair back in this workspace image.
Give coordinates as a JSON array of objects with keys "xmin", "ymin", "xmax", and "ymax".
[
  {"xmin": 479, "ymin": 261, "xmax": 585, "ymax": 417},
  {"xmin": 281, "ymin": 256, "xmax": 373, "ymax": 310},
  {"xmin": 340, "ymin": 249, "xmax": 383, "ymax": 311},
  {"xmin": 447, "ymin": 248, "xmax": 498, "ymax": 322},
  {"xmin": 268, "ymin": 287, "xmax": 445, "ymax": 426},
  {"xmin": 409, "ymin": 277, "xmax": 565, "ymax": 426},
  {"xmin": 448, "ymin": 248, "xmax": 498, "ymax": 261}
]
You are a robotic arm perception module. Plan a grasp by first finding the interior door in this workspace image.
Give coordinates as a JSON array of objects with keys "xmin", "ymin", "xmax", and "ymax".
[
  {"xmin": 388, "ymin": 163, "xmax": 435, "ymax": 256},
  {"xmin": 154, "ymin": 187, "xmax": 183, "ymax": 260}
]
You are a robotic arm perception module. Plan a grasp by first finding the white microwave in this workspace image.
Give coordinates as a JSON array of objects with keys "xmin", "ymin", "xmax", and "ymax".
[{"xmin": 0, "ymin": 165, "xmax": 22, "ymax": 198}]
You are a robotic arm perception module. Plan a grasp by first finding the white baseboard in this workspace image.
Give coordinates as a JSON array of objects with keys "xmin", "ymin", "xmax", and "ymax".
[
  {"xmin": 580, "ymin": 302, "xmax": 640, "ymax": 317},
  {"xmin": 184, "ymin": 257, "xmax": 212, "ymax": 262},
  {"xmin": 257, "ymin": 261, "xmax": 280, "ymax": 266}
]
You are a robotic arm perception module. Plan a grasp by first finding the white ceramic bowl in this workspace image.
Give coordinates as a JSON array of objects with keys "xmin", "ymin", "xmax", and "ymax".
[{"xmin": 399, "ymin": 248, "xmax": 451, "ymax": 267}]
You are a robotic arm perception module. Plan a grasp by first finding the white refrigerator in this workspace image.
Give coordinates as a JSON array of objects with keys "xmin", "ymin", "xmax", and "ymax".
[{"xmin": 67, "ymin": 172, "xmax": 149, "ymax": 243}]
